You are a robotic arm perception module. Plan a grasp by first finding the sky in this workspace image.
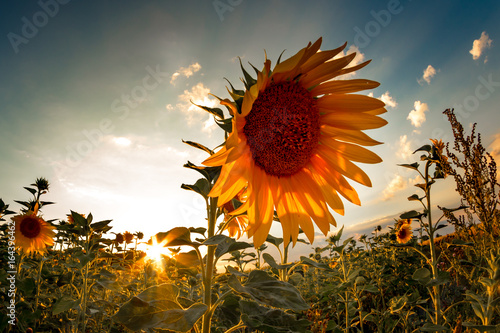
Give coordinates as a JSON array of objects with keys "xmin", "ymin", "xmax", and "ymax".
[{"xmin": 1, "ymin": 0, "xmax": 500, "ymax": 259}]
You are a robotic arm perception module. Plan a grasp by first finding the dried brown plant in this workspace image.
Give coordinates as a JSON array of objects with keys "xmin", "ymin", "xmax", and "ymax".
[{"xmin": 440, "ymin": 109, "xmax": 500, "ymax": 238}]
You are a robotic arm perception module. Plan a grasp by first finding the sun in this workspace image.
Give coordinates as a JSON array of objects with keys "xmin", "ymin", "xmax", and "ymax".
[{"xmin": 144, "ymin": 235, "xmax": 171, "ymax": 266}]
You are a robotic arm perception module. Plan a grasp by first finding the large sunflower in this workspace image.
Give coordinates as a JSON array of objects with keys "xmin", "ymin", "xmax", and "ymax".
[
  {"xmin": 13, "ymin": 212, "xmax": 55, "ymax": 255},
  {"xmin": 203, "ymin": 37, "xmax": 387, "ymax": 247}
]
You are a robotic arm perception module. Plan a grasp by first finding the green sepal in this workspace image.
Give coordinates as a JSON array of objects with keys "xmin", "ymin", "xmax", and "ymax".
[
  {"xmin": 239, "ymin": 57, "xmax": 257, "ymax": 90},
  {"xmin": 182, "ymin": 139, "xmax": 213, "ymax": 155},
  {"xmin": 181, "ymin": 178, "xmax": 211, "ymax": 199},
  {"xmin": 191, "ymin": 102, "xmax": 224, "ymax": 119}
]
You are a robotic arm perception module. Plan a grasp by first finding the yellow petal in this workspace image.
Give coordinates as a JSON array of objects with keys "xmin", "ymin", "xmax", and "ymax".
[
  {"xmin": 300, "ymin": 42, "xmax": 347, "ymax": 74},
  {"xmin": 309, "ymin": 154, "xmax": 361, "ymax": 205},
  {"xmin": 320, "ymin": 125, "xmax": 383, "ymax": 146},
  {"xmin": 202, "ymin": 145, "xmax": 230, "ymax": 166},
  {"xmin": 308, "ymin": 168, "xmax": 344, "ymax": 215},
  {"xmin": 317, "ymin": 145, "xmax": 372, "ymax": 187},
  {"xmin": 320, "ymin": 135, "xmax": 382, "ymax": 164},
  {"xmin": 280, "ymin": 178, "xmax": 309, "ymax": 246},
  {"xmin": 273, "ymin": 45, "xmax": 308, "ymax": 75},
  {"xmin": 321, "ymin": 112, "xmax": 388, "ymax": 130},
  {"xmin": 336, "ymin": 60, "xmax": 372, "ymax": 77},
  {"xmin": 317, "ymin": 94, "xmax": 386, "ymax": 112},
  {"xmin": 291, "ymin": 170, "xmax": 334, "ymax": 236},
  {"xmin": 310, "ymin": 79, "xmax": 380, "ymax": 97},
  {"xmin": 301, "ymin": 53, "xmax": 357, "ymax": 88}
]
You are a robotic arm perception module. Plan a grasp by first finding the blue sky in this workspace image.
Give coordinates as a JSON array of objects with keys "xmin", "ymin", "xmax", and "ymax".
[{"xmin": 1, "ymin": 0, "xmax": 500, "ymax": 257}]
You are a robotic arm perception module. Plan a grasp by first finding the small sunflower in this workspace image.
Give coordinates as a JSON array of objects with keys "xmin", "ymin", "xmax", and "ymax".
[
  {"xmin": 13, "ymin": 212, "xmax": 55, "ymax": 255},
  {"xmin": 396, "ymin": 224, "xmax": 412, "ymax": 244},
  {"xmin": 203, "ymin": 37, "xmax": 387, "ymax": 247}
]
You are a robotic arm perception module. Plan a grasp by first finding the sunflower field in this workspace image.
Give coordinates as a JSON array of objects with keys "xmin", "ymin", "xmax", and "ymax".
[{"xmin": 1, "ymin": 39, "xmax": 500, "ymax": 333}]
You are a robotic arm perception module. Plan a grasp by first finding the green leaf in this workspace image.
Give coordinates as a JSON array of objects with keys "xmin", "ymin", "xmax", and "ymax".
[
  {"xmin": 227, "ymin": 265, "xmax": 248, "ymax": 277},
  {"xmin": 181, "ymin": 140, "xmax": 213, "ymax": 155},
  {"xmin": 426, "ymin": 270, "xmax": 450, "ymax": 287},
  {"xmin": 263, "ymin": 253, "xmax": 293, "ymax": 270},
  {"xmin": 97, "ymin": 279, "xmax": 122, "ymax": 293},
  {"xmin": 176, "ymin": 250, "xmax": 200, "ymax": 268},
  {"xmin": 75, "ymin": 252, "xmax": 96, "ymax": 268},
  {"xmin": 112, "ymin": 284, "xmax": 207, "ymax": 332},
  {"xmin": 399, "ymin": 210, "xmax": 424, "ymax": 220},
  {"xmin": 239, "ymin": 300, "xmax": 311, "ymax": 333},
  {"xmin": 419, "ymin": 323, "xmax": 448, "ymax": 331},
  {"xmin": 228, "ymin": 270, "xmax": 309, "ymax": 311},
  {"xmin": 52, "ymin": 296, "xmax": 80, "ymax": 315},
  {"xmin": 70, "ymin": 211, "xmax": 89, "ymax": 227},
  {"xmin": 407, "ymin": 194, "xmax": 421, "ymax": 201},
  {"xmin": 413, "ymin": 145, "xmax": 432, "ymax": 154},
  {"xmin": 397, "ymin": 162, "xmax": 419, "ymax": 171},
  {"xmin": 266, "ymin": 234, "xmax": 284, "ymax": 248},
  {"xmin": 330, "ymin": 225, "xmax": 344, "ymax": 244},
  {"xmin": 299, "ymin": 256, "xmax": 332, "ymax": 271},
  {"xmin": 462, "ymin": 322, "xmax": 498, "ymax": 332},
  {"xmin": 202, "ymin": 234, "xmax": 229, "ymax": 245},
  {"xmin": 412, "ymin": 267, "xmax": 431, "ymax": 285},
  {"xmin": 148, "ymin": 227, "xmax": 195, "ymax": 247},
  {"xmin": 189, "ymin": 227, "xmax": 207, "ymax": 236},
  {"xmin": 90, "ymin": 220, "xmax": 113, "ymax": 233},
  {"xmin": 23, "ymin": 186, "xmax": 37, "ymax": 195},
  {"xmin": 212, "ymin": 235, "xmax": 252, "ymax": 261}
]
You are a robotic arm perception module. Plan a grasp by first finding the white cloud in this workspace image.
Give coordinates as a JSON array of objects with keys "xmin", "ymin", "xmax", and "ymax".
[
  {"xmin": 382, "ymin": 175, "xmax": 407, "ymax": 200},
  {"xmin": 170, "ymin": 62, "xmax": 202, "ymax": 85},
  {"xmin": 368, "ymin": 91, "xmax": 397, "ymax": 108},
  {"xmin": 407, "ymin": 101, "xmax": 429, "ymax": 128},
  {"xmin": 418, "ymin": 65, "xmax": 438, "ymax": 85},
  {"xmin": 381, "ymin": 173, "xmax": 419, "ymax": 201},
  {"xmin": 397, "ymin": 135, "xmax": 412, "ymax": 160},
  {"xmin": 177, "ymin": 83, "xmax": 218, "ymax": 132},
  {"xmin": 380, "ymin": 91, "xmax": 397, "ymax": 108},
  {"xmin": 469, "ymin": 31, "xmax": 492, "ymax": 62}
]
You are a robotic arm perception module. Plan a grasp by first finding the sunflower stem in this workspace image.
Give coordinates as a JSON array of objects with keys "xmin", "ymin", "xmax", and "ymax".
[
  {"xmin": 202, "ymin": 196, "xmax": 218, "ymax": 333},
  {"xmin": 424, "ymin": 160, "xmax": 442, "ymax": 326}
]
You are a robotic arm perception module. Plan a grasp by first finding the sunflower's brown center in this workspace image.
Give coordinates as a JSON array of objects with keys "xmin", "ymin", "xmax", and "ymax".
[
  {"xmin": 243, "ymin": 81, "xmax": 320, "ymax": 177},
  {"xmin": 20, "ymin": 216, "xmax": 41, "ymax": 239}
]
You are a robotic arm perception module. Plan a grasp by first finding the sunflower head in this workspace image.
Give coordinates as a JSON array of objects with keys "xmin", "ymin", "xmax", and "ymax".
[
  {"xmin": 203, "ymin": 37, "xmax": 387, "ymax": 247},
  {"xmin": 115, "ymin": 233, "xmax": 125, "ymax": 244},
  {"xmin": 13, "ymin": 212, "xmax": 55, "ymax": 255},
  {"xmin": 124, "ymin": 231, "xmax": 134, "ymax": 244},
  {"xmin": 396, "ymin": 224, "xmax": 412, "ymax": 244}
]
